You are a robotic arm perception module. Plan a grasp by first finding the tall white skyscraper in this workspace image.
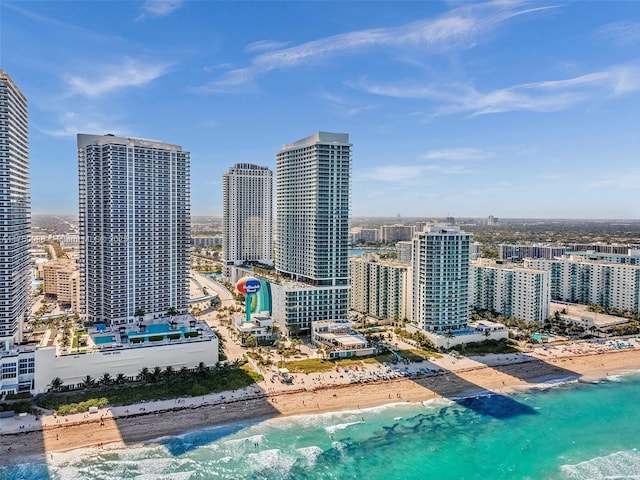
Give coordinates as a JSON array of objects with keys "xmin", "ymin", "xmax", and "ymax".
[
  {"xmin": 78, "ymin": 134, "xmax": 190, "ymax": 325},
  {"xmin": 0, "ymin": 71, "xmax": 30, "ymax": 351},
  {"xmin": 271, "ymin": 132, "xmax": 351, "ymax": 333},
  {"xmin": 222, "ymin": 163, "xmax": 272, "ymax": 280},
  {"xmin": 412, "ymin": 224, "xmax": 471, "ymax": 332}
]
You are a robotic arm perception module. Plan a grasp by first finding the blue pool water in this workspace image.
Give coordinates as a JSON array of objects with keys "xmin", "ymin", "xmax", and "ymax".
[
  {"xmin": 533, "ymin": 333, "xmax": 555, "ymax": 342},
  {"xmin": 93, "ymin": 335, "xmax": 116, "ymax": 345}
]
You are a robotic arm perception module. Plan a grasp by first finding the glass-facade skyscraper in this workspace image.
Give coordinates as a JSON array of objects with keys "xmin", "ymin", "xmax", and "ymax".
[
  {"xmin": 78, "ymin": 134, "xmax": 190, "ymax": 325},
  {"xmin": 272, "ymin": 132, "xmax": 351, "ymax": 333},
  {"xmin": 0, "ymin": 71, "xmax": 30, "ymax": 351},
  {"xmin": 222, "ymin": 163, "xmax": 273, "ymax": 280}
]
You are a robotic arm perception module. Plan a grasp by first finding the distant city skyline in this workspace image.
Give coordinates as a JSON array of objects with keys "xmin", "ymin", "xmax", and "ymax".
[{"xmin": 2, "ymin": 1, "xmax": 639, "ymax": 219}]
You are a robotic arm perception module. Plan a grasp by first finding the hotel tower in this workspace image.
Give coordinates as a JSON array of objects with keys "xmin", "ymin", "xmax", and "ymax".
[
  {"xmin": 0, "ymin": 71, "xmax": 30, "ymax": 351},
  {"xmin": 272, "ymin": 132, "xmax": 351, "ymax": 334},
  {"xmin": 78, "ymin": 134, "xmax": 190, "ymax": 325},
  {"xmin": 222, "ymin": 163, "xmax": 273, "ymax": 281}
]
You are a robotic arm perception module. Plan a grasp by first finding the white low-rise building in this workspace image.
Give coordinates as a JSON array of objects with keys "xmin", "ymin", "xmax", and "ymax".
[
  {"xmin": 234, "ymin": 314, "xmax": 276, "ymax": 343},
  {"xmin": 311, "ymin": 320, "xmax": 375, "ymax": 359},
  {"xmin": 424, "ymin": 320, "xmax": 508, "ymax": 349}
]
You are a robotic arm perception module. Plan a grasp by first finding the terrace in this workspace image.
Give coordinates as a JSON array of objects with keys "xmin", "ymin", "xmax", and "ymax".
[{"xmin": 54, "ymin": 315, "xmax": 216, "ymax": 355}]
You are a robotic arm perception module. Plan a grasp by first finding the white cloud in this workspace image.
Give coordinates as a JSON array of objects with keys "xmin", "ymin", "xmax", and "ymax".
[
  {"xmin": 597, "ymin": 21, "xmax": 640, "ymax": 46},
  {"xmin": 198, "ymin": 1, "xmax": 557, "ymax": 92},
  {"xmin": 362, "ymin": 163, "xmax": 473, "ymax": 182},
  {"xmin": 245, "ymin": 40, "xmax": 291, "ymax": 53},
  {"xmin": 421, "ymin": 148, "xmax": 493, "ymax": 161},
  {"xmin": 138, "ymin": 0, "xmax": 183, "ymax": 19},
  {"xmin": 65, "ymin": 58, "xmax": 170, "ymax": 97},
  {"xmin": 42, "ymin": 112, "xmax": 127, "ymax": 137},
  {"xmin": 357, "ymin": 62, "xmax": 640, "ymax": 116}
]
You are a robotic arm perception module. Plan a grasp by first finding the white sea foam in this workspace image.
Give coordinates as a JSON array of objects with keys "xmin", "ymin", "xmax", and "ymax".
[
  {"xmin": 297, "ymin": 445, "xmax": 324, "ymax": 467},
  {"xmin": 331, "ymin": 441, "xmax": 347, "ymax": 453},
  {"xmin": 325, "ymin": 421, "xmax": 363, "ymax": 434},
  {"xmin": 246, "ymin": 448, "xmax": 297, "ymax": 475},
  {"xmin": 531, "ymin": 376, "xmax": 580, "ymax": 389},
  {"xmin": 133, "ymin": 472, "xmax": 196, "ymax": 480},
  {"xmin": 560, "ymin": 449, "xmax": 640, "ymax": 479}
]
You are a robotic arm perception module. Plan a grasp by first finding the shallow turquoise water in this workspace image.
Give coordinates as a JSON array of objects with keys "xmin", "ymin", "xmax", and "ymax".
[{"xmin": 4, "ymin": 373, "xmax": 640, "ymax": 480}]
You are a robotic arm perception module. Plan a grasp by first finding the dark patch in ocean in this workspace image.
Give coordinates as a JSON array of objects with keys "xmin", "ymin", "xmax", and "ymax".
[{"xmin": 454, "ymin": 394, "xmax": 537, "ymax": 419}]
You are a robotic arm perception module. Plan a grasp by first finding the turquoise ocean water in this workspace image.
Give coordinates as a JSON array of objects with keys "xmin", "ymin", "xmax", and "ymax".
[{"xmin": 4, "ymin": 372, "xmax": 640, "ymax": 480}]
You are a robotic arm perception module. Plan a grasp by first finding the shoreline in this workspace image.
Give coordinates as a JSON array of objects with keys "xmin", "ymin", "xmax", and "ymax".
[{"xmin": 2, "ymin": 345, "xmax": 639, "ymax": 464}]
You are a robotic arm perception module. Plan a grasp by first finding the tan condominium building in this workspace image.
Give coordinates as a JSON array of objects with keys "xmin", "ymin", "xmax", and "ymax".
[
  {"xmin": 42, "ymin": 260, "xmax": 80, "ymax": 312},
  {"xmin": 350, "ymin": 253, "xmax": 410, "ymax": 322}
]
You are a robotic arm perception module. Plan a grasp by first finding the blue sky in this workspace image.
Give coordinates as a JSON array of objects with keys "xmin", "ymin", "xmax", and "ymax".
[{"xmin": 2, "ymin": 0, "xmax": 639, "ymax": 219}]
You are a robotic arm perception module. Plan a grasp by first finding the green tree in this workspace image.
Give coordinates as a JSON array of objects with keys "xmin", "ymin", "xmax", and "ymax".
[
  {"xmin": 99, "ymin": 372, "xmax": 112, "ymax": 386},
  {"xmin": 245, "ymin": 334, "xmax": 258, "ymax": 351},
  {"xmin": 80, "ymin": 375, "xmax": 95, "ymax": 389},
  {"xmin": 49, "ymin": 377, "xmax": 63, "ymax": 392},
  {"xmin": 138, "ymin": 367, "xmax": 150, "ymax": 382}
]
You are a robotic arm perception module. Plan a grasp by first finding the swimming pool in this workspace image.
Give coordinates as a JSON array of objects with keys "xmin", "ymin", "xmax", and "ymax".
[
  {"xmin": 532, "ymin": 333, "xmax": 555, "ymax": 342},
  {"xmin": 94, "ymin": 335, "xmax": 116, "ymax": 345}
]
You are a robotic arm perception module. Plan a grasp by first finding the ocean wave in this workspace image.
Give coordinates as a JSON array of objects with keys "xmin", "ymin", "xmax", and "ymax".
[
  {"xmin": 325, "ymin": 421, "xmax": 363, "ymax": 434},
  {"xmin": 246, "ymin": 448, "xmax": 297, "ymax": 475},
  {"xmin": 560, "ymin": 449, "xmax": 640, "ymax": 479},
  {"xmin": 296, "ymin": 445, "xmax": 324, "ymax": 467},
  {"xmin": 530, "ymin": 376, "xmax": 580, "ymax": 389}
]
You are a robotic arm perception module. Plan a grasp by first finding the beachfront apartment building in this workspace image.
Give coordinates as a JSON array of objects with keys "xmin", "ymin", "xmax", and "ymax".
[
  {"xmin": 350, "ymin": 253, "xmax": 410, "ymax": 322},
  {"xmin": 78, "ymin": 134, "xmax": 190, "ymax": 325},
  {"xmin": 470, "ymin": 259, "xmax": 551, "ymax": 323},
  {"xmin": 0, "ymin": 71, "xmax": 30, "ymax": 353},
  {"xmin": 412, "ymin": 224, "xmax": 471, "ymax": 332},
  {"xmin": 222, "ymin": 163, "xmax": 273, "ymax": 282},
  {"xmin": 271, "ymin": 132, "xmax": 351, "ymax": 334},
  {"xmin": 524, "ymin": 256, "xmax": 640, "ymax": 313},
  {"xmin": 0, "ymin": 71, "xmax": 33, "ymax": 395}
]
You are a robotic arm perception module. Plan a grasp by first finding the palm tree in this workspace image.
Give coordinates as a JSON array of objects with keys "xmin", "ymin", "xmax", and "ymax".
[
  {"xmin": 151, "ymin": 366, "xmax": 163, "ymax": 382},
  {"xmin": 196, "ymin": 362, "xmax": 208, "ymax": 375},
  {"xmin": 80, "ymin": 375, "xmax": 95, "ymax": 389},
  {"xmin": 163, "ymin": 366, "xmax": 175, "ymax": 379},
  {"xmin": 100, "ymin": 372, "xmax": 112, "ymax": 386},
  {"xmin": 179, "ymin": 366, "xmax": 189, "ymax": 378},
  {"xmin": 115, "ymin": 373, "xmax": 127, "ymax": 385},
  {"xmin": 49, "ymin": 377, "xmax": 63, "ymax": 392},
  {"xmin": 138, "ymin": 367, "xmax": 150, "ymax": 382},
  {"xmin": 245, "ymin": 334, "xmax": 258, "ymax": 351},
  {"xmin": 483, "ymin": 329, "xmax": 492, "ymax": 341},
  {"xmin": 290, "ymin": 338, "xmax": 301, "ymax": 353},
  {"xmin": 445, "ymin": 329, "xmax": 455, "ymax": 350}
]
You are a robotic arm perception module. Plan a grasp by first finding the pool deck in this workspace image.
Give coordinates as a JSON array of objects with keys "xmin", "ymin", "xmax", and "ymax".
[{"xmin": 83, "ymin": 316, "xmax": 217, "ymax": 353}]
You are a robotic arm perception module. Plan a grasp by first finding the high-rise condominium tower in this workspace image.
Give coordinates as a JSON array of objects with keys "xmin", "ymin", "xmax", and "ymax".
[
  {"xmin": 0, "ymin": 71, "xmax": 30, "ymax": 351},
  {"xmin": 78, "ymin": 134, "xmax": 190, "ymax": 325},
  {"xmin": 412, "ymin": 224, "xmax": 471, "ymax": 333},
  {"xmin": 272, "ymin": 132, "xmax": 351, "ymax": 333},
  {"xmin": 222, "ymin": 163, "xmax": 272, "ymax": 280}
]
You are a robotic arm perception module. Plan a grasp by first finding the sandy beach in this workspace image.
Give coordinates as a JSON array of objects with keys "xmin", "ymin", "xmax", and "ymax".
[{"xmin": 2, "ymin": 341, "xmax": 639, "ymax": 463}]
